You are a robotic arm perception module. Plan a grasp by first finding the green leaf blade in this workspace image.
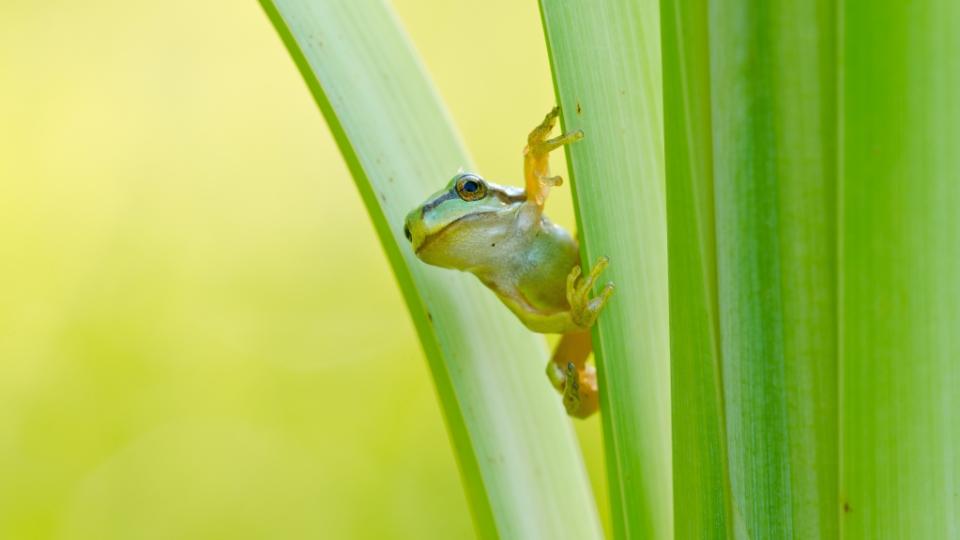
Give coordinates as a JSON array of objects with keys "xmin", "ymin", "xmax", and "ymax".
[
  {"xmin": 659, "ymin": 0, "xmax": 731, "ymax": 537},
  {"xmin": 661, "ymin": 1, "xmax": 840, "ymax": 537},
  {"xmin": 261, "ymin": 1, "xmax": 602, "ymax": 538},
  {"xmin": 708, "ymin": 1, "xmax": 839, "ymax": 537},
  {"xmin": 539, "ymin": 1, "xmax": 673, "ymax": 537},
  {"xmin": 841, "ymin": 1, "xmax": 960, "ymax": 536}
]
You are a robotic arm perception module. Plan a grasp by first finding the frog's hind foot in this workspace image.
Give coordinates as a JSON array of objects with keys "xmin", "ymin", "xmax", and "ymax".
[
  {"xmin": 567, "ymin": 256, "xmax": 615, "ymax": 329},
  {"xmin": 544, "ymin": 361, "xmax": 597, "ymax": 418},
  {"xmin": 545, "ymin": 331, "xmax": 598, "ymax": 418},
  {"xmin": 565, "ymin": 362, "xmax": 599, "ymax": 418}
]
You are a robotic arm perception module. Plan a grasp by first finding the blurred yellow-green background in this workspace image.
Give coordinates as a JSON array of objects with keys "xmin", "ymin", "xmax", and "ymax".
[{"xmin": 0, "ymin": 1, "xmax": 606, "ymax": 537}]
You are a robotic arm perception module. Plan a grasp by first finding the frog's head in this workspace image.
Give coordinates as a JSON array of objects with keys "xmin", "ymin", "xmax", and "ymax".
[{"xmin": 403, "ymin": 172, "xmax": 524, "ymax": 269}]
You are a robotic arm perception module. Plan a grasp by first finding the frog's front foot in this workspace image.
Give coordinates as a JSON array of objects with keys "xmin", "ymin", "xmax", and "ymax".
[
  {"xmin": 567, "ymin": 256, "xmax": 615, "ymax": 329},
  {"xmin": 523, "ymin": 107, "xmax": 584, "ymax": 206},
  {"xmin": 528, "ymin": 109, "xmax": 584, "ymax": 158},
  {"xmin": 527, "ymin": 107, "xmax": 561, "ymax": 148}
]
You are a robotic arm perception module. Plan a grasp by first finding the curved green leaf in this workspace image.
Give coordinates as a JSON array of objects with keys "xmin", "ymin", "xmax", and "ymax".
[{"xmin": 260, "ymin": 1, "xmax": 602, "ymax": 538}]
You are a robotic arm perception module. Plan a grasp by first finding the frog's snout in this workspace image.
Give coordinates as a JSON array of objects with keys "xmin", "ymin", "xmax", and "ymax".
[
  {"xmin": 403, "ymin": 207, "xmax": 445, "ymax": 259},
  {"xmin": 402, "ymin": 210, "xmax": 424, "ymax": 253}
]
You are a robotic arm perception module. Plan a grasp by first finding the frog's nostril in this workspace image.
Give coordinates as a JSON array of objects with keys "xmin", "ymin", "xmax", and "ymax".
[{"xmin": 403, "ymin": 224, "xmax": 412, "ymax": 242}]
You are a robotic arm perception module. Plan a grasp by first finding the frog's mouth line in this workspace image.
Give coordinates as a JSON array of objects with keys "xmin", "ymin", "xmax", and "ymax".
[{"xmin": 415, "ymin": 211, "xmax": 496, "ymax": 256}]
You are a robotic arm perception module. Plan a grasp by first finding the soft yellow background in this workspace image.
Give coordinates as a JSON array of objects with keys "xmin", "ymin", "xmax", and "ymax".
[{"xmin": 0, "ymin": 1, "xmax": 607, "ymax": 537}]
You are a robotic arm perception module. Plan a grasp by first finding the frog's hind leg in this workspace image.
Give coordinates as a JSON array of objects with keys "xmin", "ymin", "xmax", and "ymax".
[
  {"xmin": 523, "ymin": 107, "xmax": 583, "ymax": 207},
  {"xmin": 545, "ymin": 330, "xmax": 598, "ymax": 418}
]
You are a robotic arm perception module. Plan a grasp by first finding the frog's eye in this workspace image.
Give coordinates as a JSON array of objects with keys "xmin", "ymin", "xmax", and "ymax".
[{"xmin": 455, "ymin": 175, "xmax": 487, "ymax": 201}]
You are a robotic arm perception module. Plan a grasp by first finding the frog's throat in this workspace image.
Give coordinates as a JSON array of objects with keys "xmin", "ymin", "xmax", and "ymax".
[{"xmin": 414, "ymin": 211, "xmax": 496, "ymax": 256}]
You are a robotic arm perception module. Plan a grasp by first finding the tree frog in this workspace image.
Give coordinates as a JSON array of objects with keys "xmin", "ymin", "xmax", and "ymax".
[{"xmin": 402, "ymin": 107, "xmax": 613, "ymax": 418}]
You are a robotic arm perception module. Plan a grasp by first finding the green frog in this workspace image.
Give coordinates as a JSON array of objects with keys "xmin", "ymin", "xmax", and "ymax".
[{"xmin": 402, "ymin": 107, "xmax": 613, "ymax": 418}]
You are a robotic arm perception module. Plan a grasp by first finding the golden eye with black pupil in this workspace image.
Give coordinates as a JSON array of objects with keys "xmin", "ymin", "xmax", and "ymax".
[{"xmin": 455, "ymin": 175, "xmax": 487, "ymax": 201}]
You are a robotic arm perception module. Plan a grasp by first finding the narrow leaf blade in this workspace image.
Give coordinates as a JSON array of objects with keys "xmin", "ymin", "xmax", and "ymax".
[
  {"xmin": 660, "ymin": 0, "xmax": 732, "ymax": 537},
  {"xmin": 539, "ymin": 1, "xmax": 673, "ymax": 537}
]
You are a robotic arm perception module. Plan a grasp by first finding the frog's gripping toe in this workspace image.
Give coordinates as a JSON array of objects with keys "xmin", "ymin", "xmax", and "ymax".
[
  {"xmin": 542, "ymin": 106, "xmax": 560, "ymax": 130},
  {"xmin": 562, "ymin": 362, "xmax": 581, "ymax": 415},
  {"xmin": 527, "ymin": 106, "xmax": 582, "ymax": 151}
]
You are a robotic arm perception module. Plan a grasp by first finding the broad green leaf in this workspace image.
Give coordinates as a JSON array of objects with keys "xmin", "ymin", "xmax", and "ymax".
[
  {"xmin": 841, "ymin": 1, "xmax": 960, "ymax": 537},
  {"xmin": 662, "ymin": 0, "xmax": 839, "ymax": 537},
  {"xmin": 260, "ymin": 1, "xmax": 602, "ymax": 538},
  {"xmin": 708, "ymin": 0, "xmax": 839, "ymax": 537}
]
